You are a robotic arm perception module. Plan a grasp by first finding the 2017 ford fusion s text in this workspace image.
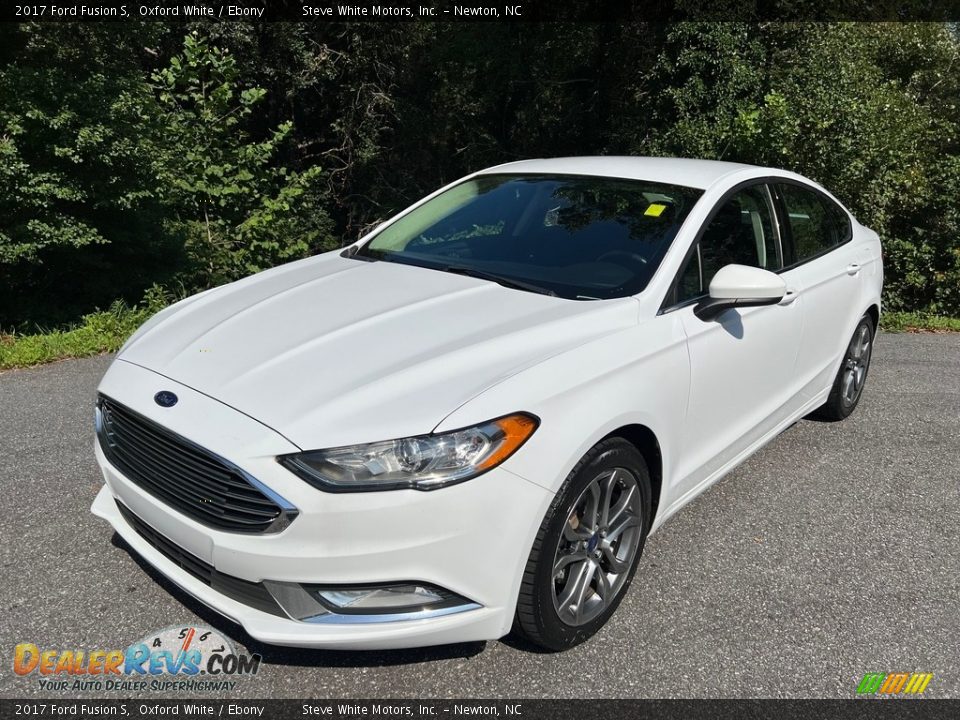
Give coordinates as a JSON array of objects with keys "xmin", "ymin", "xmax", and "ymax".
[{"xmin": 92, "ymin": 157, "xmax": 882, "ymax": 651}]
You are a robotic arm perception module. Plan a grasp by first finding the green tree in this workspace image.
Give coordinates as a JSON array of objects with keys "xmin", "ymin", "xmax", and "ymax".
[
  {"xmin": 150, "ymin": 32, "xmax": 333, "ymax": 286},
  {"xmin": 0, "ymin": 24, "xmax": 176, "ymax": 327},
  {"xmin": 2, "ymin": 21, "xmax": 959, "ymax": 331},
  {"xmin": 617, "ymin": 22, "xmax": 960, "ymax": 315}
]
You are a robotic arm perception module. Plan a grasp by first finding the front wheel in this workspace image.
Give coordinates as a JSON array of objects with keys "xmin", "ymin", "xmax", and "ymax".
[
  {"xmin": 814, "ymin": 313, "xmax": 875, "ymax": 421},
  {"xmin": 513, "ymin": 438, "xmax": 651, "ymax": 651}
]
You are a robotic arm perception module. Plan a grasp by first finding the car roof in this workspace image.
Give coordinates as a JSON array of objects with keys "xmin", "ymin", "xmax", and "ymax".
[{"xmin": 475, "ymin": 156, "xmax": 765, "ymax": 191}]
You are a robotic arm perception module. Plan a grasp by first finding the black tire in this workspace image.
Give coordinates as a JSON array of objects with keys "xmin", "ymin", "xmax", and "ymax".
[
  {"xmin": 513, "ymin": 437, "xmax": 651, "ymax": 651},
  {"xmin": 813, "ymin": 313, "xmax": 875, "ymax": 421}
]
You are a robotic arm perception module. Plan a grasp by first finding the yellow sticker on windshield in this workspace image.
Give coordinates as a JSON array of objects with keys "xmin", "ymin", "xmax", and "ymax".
[{"xmin": 645, "ymin": 203, "xmax": 667, "ymax": 217}]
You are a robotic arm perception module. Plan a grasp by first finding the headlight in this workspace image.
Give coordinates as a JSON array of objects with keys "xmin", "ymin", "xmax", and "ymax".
[{"xmin": 279, "ymin": 413, "xmax": 538, "ymax": 492}]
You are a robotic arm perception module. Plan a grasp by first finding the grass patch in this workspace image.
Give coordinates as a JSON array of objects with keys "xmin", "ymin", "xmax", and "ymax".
[
  {"xmin": 0, "ymin": 288, "xmax": 172, "ymax": 372},
  {"xmin": 880, "ymin": 311, "xmax": 960, "ymax": 333}
]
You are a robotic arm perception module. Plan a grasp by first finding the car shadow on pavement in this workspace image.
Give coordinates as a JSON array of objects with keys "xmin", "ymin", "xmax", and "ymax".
[{"xmin": 110, "ymin": 532, "xmax": 487, "ymax": 668}]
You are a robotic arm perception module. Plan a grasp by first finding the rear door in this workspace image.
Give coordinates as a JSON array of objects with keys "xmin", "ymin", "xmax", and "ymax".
[{"xmin": 773, "ymin": 182, "xmax": 866, "ymax": 400}]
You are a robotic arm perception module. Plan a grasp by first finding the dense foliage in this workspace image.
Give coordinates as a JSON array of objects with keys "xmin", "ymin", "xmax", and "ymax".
[{"xmin": 1, "ymin": 22, "xmax": 958, "ymax": 330}]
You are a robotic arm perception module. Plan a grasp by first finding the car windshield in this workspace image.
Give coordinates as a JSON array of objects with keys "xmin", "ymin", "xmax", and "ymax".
[{"xmin": 356, "ymin": 174, "xmax": 703, "ymax": 300}]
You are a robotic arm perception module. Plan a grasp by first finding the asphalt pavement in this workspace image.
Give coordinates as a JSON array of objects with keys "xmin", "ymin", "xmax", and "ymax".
[{"xmin": 1, "ymin": 333, "xmax": 957, "ymax": 699}]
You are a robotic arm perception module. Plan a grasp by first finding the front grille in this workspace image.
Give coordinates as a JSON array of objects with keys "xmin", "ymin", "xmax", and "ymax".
[
  {"xmin": 115, "ymin": 501, "xmax": 286, "ymax": 618},
  {"xmin": 97, "ymin": 394, "xmax": 295, "ymax": 534}
]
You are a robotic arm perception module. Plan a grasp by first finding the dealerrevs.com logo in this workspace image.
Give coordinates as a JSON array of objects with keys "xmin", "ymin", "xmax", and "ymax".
[
  {"xmin": 856, "ymin": 672, "xmax": 934, "ymax": 697},
  {"xmin": 13, "ymin": 625, "xmax": 260, "ymax": 693}
]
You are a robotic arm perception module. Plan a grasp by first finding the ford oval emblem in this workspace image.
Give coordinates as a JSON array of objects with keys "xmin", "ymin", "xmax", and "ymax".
[{"xmin": 154, "ymin": 391, "xmax": 178, "ymax": 408}]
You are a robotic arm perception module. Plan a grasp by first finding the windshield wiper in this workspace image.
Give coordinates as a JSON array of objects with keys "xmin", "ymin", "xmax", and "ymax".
[
  {"xmin": 438, "ymin": 264, "xmax": 557, "ymax": 297},
  {"xmin": 371, "ymin": 253, "xmax": 558, "ymax": 296}
]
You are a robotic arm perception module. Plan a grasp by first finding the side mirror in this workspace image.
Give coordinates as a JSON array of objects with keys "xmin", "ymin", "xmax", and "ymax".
[{"xmin": 694, "ymin": 264, "xmax": 786, "ymax": 321}]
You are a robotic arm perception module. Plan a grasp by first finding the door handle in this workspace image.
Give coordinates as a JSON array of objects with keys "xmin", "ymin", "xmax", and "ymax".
[
  {"xmin": 846, "ymin": 263, "xmax": 861, "ymax": 276},
  {"xmin": 779, "ymin": 288, "xmax": 798, "ymax": 306}
]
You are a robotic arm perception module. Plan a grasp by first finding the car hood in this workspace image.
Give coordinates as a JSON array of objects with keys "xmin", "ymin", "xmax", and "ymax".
[{"xmin": 119, "ymin": 252, "xmax": 639, "ymax": 449}]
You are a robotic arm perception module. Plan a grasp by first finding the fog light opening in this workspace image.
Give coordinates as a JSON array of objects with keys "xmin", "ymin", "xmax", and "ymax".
[
  {"xmin": 309, "ymin": 582, "xmax": 464, "ymax": 615},
  {"xmin": 263, "ymin": 580, "xmax": 481, "ymax": 624}
]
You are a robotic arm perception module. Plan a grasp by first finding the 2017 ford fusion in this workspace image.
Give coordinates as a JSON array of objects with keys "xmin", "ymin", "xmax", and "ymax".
[{"xmin": 92, "ymin": 157, "xmax": 882, "ymax": 651}]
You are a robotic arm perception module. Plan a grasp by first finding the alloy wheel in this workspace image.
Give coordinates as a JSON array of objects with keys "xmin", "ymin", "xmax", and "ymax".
[
  {"xmin": 551, "ymin": 467, "xmax": 642, "ymax": 626},
  {"xmin": 842, "ymin": 322, "xmax": 872, "ymax": 406}
]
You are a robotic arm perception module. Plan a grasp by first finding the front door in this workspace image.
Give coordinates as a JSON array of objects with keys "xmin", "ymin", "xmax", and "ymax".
[{"xmin": 666, "ymin": 184, "xmax": 804, "ymax": 500}]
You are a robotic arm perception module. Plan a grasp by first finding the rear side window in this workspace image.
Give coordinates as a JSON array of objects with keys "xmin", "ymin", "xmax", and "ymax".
[{"xmin": 777, "ymin": 183, "xmax": 851, "ymax": 266}]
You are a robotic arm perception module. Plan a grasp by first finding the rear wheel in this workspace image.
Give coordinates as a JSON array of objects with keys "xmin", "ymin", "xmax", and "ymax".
[
  {"xmin": 514, "ymin": 438, "xmax": 650, "ymax": 651},
  {"xmin": 814, "ymin": 313, "xmax": 875, "ymax": 421}
]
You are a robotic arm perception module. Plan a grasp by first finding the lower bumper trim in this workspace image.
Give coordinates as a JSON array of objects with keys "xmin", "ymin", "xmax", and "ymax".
[
  {"xmin": 115, "ymin": 498, "xmax": 484, "ymax": 627},
  {"xmin": 115, "ymin": 500, "xmax": 286, "ymax": 618}
]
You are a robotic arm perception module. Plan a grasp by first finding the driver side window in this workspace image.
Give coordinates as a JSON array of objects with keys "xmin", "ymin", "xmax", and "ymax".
[{"xmin": 677, "ymin": 185, "xmax": 781, "ymax": 303}]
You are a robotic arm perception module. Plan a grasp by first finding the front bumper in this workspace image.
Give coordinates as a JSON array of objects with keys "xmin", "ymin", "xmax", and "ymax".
[{"xmin": 91, "ymin": 359, "xmax": 552, "ymax": 650}]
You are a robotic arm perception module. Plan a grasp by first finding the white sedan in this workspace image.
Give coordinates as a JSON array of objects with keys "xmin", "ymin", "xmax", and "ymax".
[{"xmin": 91, "ymin": 157, "xmax": 882, "ymax": 651}]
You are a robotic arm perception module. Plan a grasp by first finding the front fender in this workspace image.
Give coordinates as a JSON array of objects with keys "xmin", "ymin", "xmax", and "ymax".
[{"xmin": 434, "ymin": 313, "xmax": 690, "ymax": 531}]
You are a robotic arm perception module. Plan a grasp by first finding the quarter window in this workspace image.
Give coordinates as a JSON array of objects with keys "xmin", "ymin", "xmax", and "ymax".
[
  {"xmin": 777, "ymin": 183, "xmax": 849, "ymax": 265},
  {"xmin": 676, "ymin": 185, "xmax": 780, "ymax": 303}
]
